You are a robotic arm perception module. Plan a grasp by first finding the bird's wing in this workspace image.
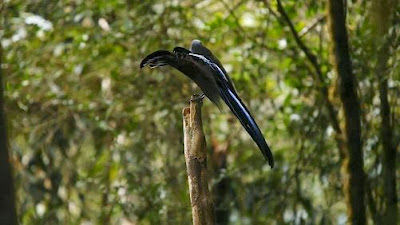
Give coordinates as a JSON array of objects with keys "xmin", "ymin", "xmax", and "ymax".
[
  {"xmin": 188, "ymin": 53, "xmax": 274, "ymax": 168},
  {"xmin": 190, "ymin": 41, "xmax": 236, "ymax": 90},
  {"xmin": 140, "ymin": 50, "xmax": 175, "ymax": 68},
  {"xmin": 141, "ymin": 48, "xmax": 274, "ymax": 167},
  {"xmin": 140, "ymin": 49, "xmax": 222, "ymax": 107}
]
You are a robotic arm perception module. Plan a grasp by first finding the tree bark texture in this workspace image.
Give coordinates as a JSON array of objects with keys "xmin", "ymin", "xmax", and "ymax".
[
  {"xmin": 183, "ymin": 96, "xmax": 215, "ymax": 225},
  {"xmin": 327, "ymin": 1, "xmax": 366, "ymax": 225},
  {"xmin": 0, "ymin": 42, "xmax": 18, "ymax": 225}
]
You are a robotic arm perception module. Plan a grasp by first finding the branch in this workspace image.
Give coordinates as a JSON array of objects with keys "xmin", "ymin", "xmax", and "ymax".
[
  {"xmin": 299, "ymin": 15, "xmax": 325, "ymax": 37},
  {"xmin": 275, "ymin": 0, "xmax": 342, "ymax": 140},
  {"xmin": 219, "ymin": 0, "xmax": 281, "ymax": 53},
  {"xmin": 276, "ymin": 0, "xmax": 320, "ymax": 75}
]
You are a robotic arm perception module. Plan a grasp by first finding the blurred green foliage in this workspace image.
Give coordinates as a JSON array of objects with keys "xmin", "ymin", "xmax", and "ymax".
[{"xmin": 1, "ymin": 0, "xmax": 399, "ymax": 224}]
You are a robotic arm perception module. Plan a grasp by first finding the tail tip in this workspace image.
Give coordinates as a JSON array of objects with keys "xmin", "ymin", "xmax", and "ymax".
[{"xmin": 269, "ymin": 159, "xmax": 274, "ymax": 169}]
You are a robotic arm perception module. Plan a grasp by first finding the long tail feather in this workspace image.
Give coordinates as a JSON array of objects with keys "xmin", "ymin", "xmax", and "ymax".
[{"xmin": 219, "ymin": 85, "xmax": 274, "ymax": 168}]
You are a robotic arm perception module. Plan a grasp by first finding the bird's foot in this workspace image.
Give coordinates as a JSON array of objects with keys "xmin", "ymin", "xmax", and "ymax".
[{"xmin": 190, "ymin": 93, "xmax": 205, "ymax": 103}]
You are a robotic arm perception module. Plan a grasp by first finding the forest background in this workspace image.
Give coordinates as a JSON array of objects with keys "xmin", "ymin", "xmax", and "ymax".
[{"xmin": 0, "ymin": 0, "xmax": 399, "ymax": 224}]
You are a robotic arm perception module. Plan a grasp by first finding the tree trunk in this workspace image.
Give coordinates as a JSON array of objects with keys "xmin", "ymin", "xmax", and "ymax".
[
  {"xmin": 0, "ymin": 42, "xmax": 18, "ymax": 225},
  {"xmin": 211, "ymin": 138, "xmax": 231, "ymax": 225},
  {"xmin": 376, "ymin": 39, "xmax": 398, "ymax": 225},
  {"xmin": 183, "ymin": 96, "xmax": 215, "ymax": 225},
  {"xmin": 327, "ymin": 1, "xmax": 366, "ymax": 225},
  {"xmin": 370, "ymin": 0, "xmax": 398, "ymax": 223}
]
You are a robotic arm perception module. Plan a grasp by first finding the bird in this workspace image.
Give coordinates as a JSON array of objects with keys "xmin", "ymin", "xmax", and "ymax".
[{"xmin": 140, "ymin": 40, "xmax": 274, "ymax": 168}]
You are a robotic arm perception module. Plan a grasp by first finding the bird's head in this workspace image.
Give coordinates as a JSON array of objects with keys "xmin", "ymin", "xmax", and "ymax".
[{"xmin": 190, "ymin": 39, "xmax": 212, "ymax": 57}]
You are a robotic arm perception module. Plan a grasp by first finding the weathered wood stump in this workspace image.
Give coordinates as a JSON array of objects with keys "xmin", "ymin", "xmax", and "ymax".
[{"xmin": 182, "ymin": 95, "xmax": 215, "ymax": 225}]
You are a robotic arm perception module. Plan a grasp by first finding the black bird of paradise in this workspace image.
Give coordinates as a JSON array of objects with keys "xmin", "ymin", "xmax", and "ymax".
[{"xmin": 140, "ymin": 40, "xmax": 274, "ymax": 168}]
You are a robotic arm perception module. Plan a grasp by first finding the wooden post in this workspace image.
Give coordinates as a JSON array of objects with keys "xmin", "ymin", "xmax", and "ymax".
[{"xmin": 182, "ymin": 95, "xmax": 215, "ymax": 225}]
